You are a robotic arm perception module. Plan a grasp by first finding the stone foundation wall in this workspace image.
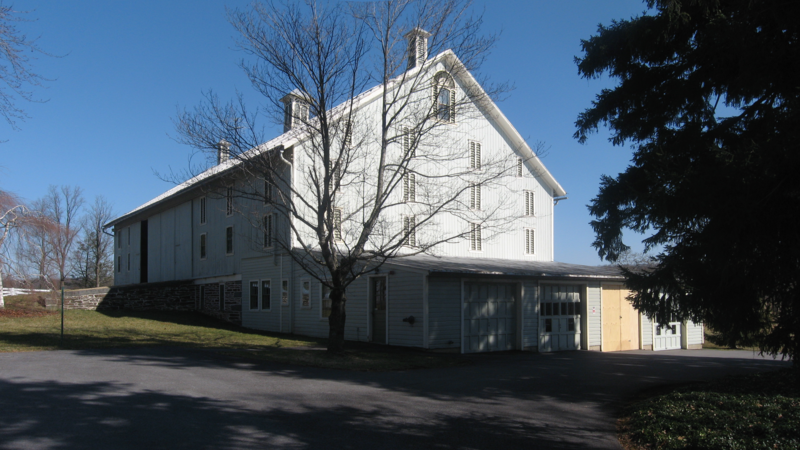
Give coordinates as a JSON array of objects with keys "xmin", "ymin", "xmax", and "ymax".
[{"xmin": 59, "ymin": 280, "xmax": 243, "ymax": 326}]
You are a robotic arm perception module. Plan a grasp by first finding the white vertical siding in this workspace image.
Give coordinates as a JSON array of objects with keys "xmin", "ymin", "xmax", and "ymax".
[
  {"xmin": 386, "ymin": 269, "xmax": 424, "ymax": 348},
  {"xmin": 427, "ymin": 277, "xmax": 462, "ymax": 350},
  {"xmin": 343, "ymin": 275, "xmax": 369, "ymax": 342},
  {"xmin": 641, "ymin": 314, "xmax": 653, "ymax": 347},
  {"xmin": 685, "ymin": 319, "xmax": 703, "ymax": 347},
  {"xmin": 521, "ymin": 280, "xmax": 539, "ymax": 348},
  {"xmin": 586, "ymin": 282, "xmax": 602, "ymax": 349}
]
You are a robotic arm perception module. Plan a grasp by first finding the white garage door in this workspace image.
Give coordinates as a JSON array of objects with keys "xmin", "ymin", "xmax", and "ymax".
[
  {"xmin": 654, "ymin": 322, "xmax": 682, "ymax": 350},
  {"xmin": 539, "ymin": 285, "xmax": 582, "ymax": 352},
  {"xmin": 463, "ymin": 282, "xmax": 517, "ymax": 353}
]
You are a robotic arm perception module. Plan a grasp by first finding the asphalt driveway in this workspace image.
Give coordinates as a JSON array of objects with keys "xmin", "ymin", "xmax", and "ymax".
[{"xmin": 0, "ymin": 347, "xmax": 790, "ymax": 450}]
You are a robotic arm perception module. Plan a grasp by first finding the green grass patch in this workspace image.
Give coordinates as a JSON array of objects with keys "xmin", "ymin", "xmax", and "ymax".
[
  {"xmin": 0, "ymin": 305, "xmax": 465, "ymax": 371},
  {"xmin": 619, "ymin": 369, "xmax": 800, "ymax": 450}
]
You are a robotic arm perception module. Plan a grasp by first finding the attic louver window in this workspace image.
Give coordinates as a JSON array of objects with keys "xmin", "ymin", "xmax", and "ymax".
[
  {"xmin": 524, "ymin": 190, "xmax": 535, "ymax": 216},
  {"xmin": 525, "ymin": 228, "xmax": 535, "ymax": 255},
  {"xmin": 404, "ymin": 216, "xmax": 416, "ymax": 247},
  {"xmin": 403, "ymin": 172, "xmax": 416, "ymax": 202},
  {"xmin": 517, "ymin": 158, "xmax": 523, "ymax": 177},
  {"xmin": 332, "ymin": 208, "xmax": 342, "ymax": 241},
  {"xmin": 469, "ymin": 222, "xmax": 482, "ymax": 251},
  {"xmin": 402, "ymin": 126, "xmax": 416, "ymax": 158},
  {"xmin": 469, "ymin": 141, "xmax": 481, "ymax": 169},
  {"xmin": 470, "ymin": 184, "xmax": 481, "ymax": 210}
]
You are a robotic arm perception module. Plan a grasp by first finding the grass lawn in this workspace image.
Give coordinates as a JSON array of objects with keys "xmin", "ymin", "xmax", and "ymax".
[
  {"xmin": 0, "ymin": 295, "xmax": 465, "ymax": 371},
  {"xmin": 618, "ymin": 369, "xmax": 800, "ymax": 450}
]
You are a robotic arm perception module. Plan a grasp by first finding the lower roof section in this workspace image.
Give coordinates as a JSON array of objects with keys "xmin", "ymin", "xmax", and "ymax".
[{"xmin": 387, "ymin": 254, "xmax": 626, "ymax": 280}]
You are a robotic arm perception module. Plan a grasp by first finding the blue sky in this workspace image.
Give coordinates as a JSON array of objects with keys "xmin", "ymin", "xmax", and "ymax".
[{"xmin": 2, "ymin": 0, "xmax": 649, "ymax": 266}]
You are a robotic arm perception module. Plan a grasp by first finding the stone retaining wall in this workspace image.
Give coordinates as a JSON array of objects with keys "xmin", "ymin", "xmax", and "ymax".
[{"xmin": 59, "ymin": 280, "xmax": 243, "ymax": 326}]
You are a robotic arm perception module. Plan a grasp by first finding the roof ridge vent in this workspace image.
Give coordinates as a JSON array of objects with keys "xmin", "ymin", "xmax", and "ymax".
[
  {"xmin": 280, "ymin": 90, "xmax": 310, "ymax": 133},
  {"xmin": 404, "ymin": 27, "xmax": 432, "ymax": 70},
  {"xmin": 217, "ymin": 139, "xmax": 231, "ymax": 165}
]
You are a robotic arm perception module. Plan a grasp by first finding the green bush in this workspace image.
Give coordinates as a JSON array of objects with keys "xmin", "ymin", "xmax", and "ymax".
[{"xmin": 621, "ymin": 370, "xmax": 799, "ymax": 449}]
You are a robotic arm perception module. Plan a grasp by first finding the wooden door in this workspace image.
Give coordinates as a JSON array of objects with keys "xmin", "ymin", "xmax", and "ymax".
[{"xmin": 602, "ymin": 285, "xmax": 640, "ymax": 352}]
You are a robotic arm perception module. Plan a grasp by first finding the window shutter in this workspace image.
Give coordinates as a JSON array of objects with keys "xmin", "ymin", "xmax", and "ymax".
[
  {"xmin": 525, "ymin": 191, "xmax": 535, "ymax": 216},
  {"xmin": 403, "ymin": 173, "xmax": 409, "ymax": 202},
  {"xmin": 476, "ymin": 143, "xmax": 481, "ymax": 169},
  {"xmin": 404, "ymin": 216, "xmax": 416, "ymax": 247},
  {"xmin": 525, "ymin": 229, "xmax": 535, "ymax": 255},
  {"xmin": 517, "ymin": 158, "xmax": 523, "ymax": 177},
  {"xmin": 469, "ymin": 142, "xmax": 475, "ymax": 169},
  {"xmin": 410, "ymin": 173, "xmax": 416, "ymax": 202},
  {"xmin": 449, "ymin": 88, "xmax": 456, "ymax": 122}
]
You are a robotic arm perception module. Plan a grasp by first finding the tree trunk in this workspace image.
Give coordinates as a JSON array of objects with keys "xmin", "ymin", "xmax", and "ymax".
[{"xmin": 327, "ymin": 288, "xmax": 346, "ymax": 353}]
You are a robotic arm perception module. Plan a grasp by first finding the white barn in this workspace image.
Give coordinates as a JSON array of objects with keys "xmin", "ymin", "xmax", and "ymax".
[{"xmin": 105, "ymin": 32, "xmax": 702, "ymax": 353}]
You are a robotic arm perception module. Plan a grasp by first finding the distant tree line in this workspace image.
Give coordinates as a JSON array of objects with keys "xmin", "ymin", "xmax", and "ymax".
[{"xmin": 0, "ymin": 186, "xmax": 114, "ymax": 307}]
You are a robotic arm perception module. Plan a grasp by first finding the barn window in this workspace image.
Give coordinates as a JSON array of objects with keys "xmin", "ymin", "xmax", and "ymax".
[
  {"xmin": 250, "ymin": 281, "xmax": 259, "ymax": 310},
  {"xmin": 470, "ymin": 184, "xmax": 481, "ymax": 210},
  {"xmin": 263, "ymin": 214, "xmax": 273, "ymax": 248},
  {"xmin": 199, "ymin": 197, "xmax": 207, "ymax": 224},
  {"xmin": 403, "ymin": 172, "xmax": 416, "ymax": 202},
  {"xmin": 517, "ymin": 158, "xmax": 523, "ymax": 177},
  {"xmin": 433, "ymin": 71, "xmax": 456, "ymax": 123},
  {"xmin": 301, "ymin": 280, "xmax": 311, "ymax": 309},
  {"xmin": 321, "ymin": 284, "xmax": 332, "ymax": 319},
  {"xmin": 225, "ymin": 226, "xmax": 233, "ymax": 255},
  {"xmin": 200, "ymin": 233, "xmax": 207, "ymax": 260},
  {"xmin": 525, "ymin": 229, "xmax": 535, "ymax": 255},
  {"xmin": 262, "ymin": 280, "xmax": 271, "ymax": 310}
]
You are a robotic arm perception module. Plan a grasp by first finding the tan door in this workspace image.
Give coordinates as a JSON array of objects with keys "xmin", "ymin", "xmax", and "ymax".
[{"xmin": 602, "ymin": 285, "xmax": 640, "ymax": 352}]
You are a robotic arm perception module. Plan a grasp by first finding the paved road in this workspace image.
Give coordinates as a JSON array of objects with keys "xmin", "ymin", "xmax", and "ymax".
[{"xmin": 0, "ymin": 348, "xmax": 790, "ymax": 449}]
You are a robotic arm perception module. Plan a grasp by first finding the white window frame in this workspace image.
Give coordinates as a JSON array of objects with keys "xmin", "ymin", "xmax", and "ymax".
[
  {"xmin": 525, "ymin": 228, "xmax": 535, "ymax": 255},
  {"xmin": 470, "ymin": 184, "xmax": 481, "ymax": 210},
  {"xmin": 199, "ymin": 233, "xmax": 207, "ymax": 260},
  {"xmin": 261, "ymin": 279, "xmax": 272, "ymax": 311},
  {"xmin": 469, "ymin": 141, "xmax": 481, "ymax": 170},
  {"xmin": 199, "ymin": 196, "xmax": 207, "ymax": 225},
  {"xmin": 434, "ymin": 71, "xmax": 456, "ymax": 123},
  {"xmin": 249, "ymin": 280, "xmax": 260, "ymax": 311},
  {"xmin": 320, "ymin": 283, "xmax": 332, "ymax": 320},
  {"xmin": 301, "ymin": 279, "xmax": 311, "ymax": 309},
  {"xmin": 226, "ymin": 185, "xmax": 234, "ymax": 216},
  {"xmin": 225, "ymin": 226, "xmax": 234, "ymax": 256},
  {"xmin": 469, "ymin": 222, "xmax": 482, "ymax": 252},
  {"xmin": 524, "ymin": 190, "xmax": 535, "ymax": 216}
]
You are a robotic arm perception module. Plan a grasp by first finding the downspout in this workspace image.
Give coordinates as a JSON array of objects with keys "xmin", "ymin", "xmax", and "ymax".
[{"xmin": 277, "ymin": 145, "xmax": 294, "ymax": 334}]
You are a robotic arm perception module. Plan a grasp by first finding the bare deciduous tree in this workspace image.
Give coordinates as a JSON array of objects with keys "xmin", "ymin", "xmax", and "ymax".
[
  {"xmin": 175, "ymin": 0, "xmax": 524, "ymax": 352},
  {"xmin": 72, "ymin": 196, "xmax": 114, "ymax": 288},
  {"xmin": 43, "ymin": 185, "xmax": 84, "ymax": 288},
  {"xmin": 0, "ymin": 4, "xmax": 49, "ymax": 129}
]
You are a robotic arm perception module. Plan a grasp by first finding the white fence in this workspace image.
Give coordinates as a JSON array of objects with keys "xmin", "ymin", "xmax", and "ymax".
[{"xmin": 1, "ymin": 288, "xmax": 52, "ymax": 296}]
